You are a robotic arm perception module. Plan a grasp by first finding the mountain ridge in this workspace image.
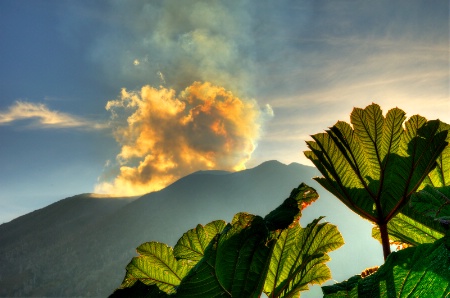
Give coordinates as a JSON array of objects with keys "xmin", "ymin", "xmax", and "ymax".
[{"xmin": 0, "ymin": 160, "xmax": 382, "ymax": 297}]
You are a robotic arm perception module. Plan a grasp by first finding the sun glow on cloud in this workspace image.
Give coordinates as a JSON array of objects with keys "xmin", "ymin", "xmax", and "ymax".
[
  {"xmin": 0, "ymin": 101, "xmax": 107, "ymax": 129},
  {"xmin": 95, "ymin": 81, "xmax": 272, "ymax": 196}
]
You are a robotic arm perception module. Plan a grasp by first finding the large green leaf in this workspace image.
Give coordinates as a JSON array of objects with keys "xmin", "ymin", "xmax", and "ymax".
[
  {"xmin": 174, "ymin": 213, "xmax": 274, "ymax": 297},
  {"xmin": 118, "ymin": 242, "xmax": 192, "ymax": 294},
  {"xmin": 305, "ymin": 103, "xmax": 448, "ymax": 259},
  {"xmin": 422, "ymin": 122, "xmax": 450, "ymax": 188},
  {"xmin": 373, "ymin": 121, "xmax": 450, "ymax": 247},
  {"xmin": 323, "ymin": 183, "xmax": 450, "ymax": 298},
  {"xmin": 305, "ymin": 103, "xmax": 448, "ymax": 223},
  {"xmin": 322, "ymin": 235, "xmax": 450, "ymax": 297},
  {"xmin": 410, "ymin": 185, "xmax": 450, "ymax": 225},
  {"xmin": 264, "ymin": 217, "xmax": 344, "ymax": 297},
  {"xmin": 173, "ymin": 220, "xmax": 227, "ymax": 262},
  {"xmin": 114, "ymin": 221, "xmax": 227, "ymax": 295}
]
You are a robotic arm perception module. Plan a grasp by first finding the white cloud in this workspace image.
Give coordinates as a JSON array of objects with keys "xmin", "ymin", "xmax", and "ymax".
[{"xmin": 0, "ymin": 101, "xmax": 107, "ymax": 130}]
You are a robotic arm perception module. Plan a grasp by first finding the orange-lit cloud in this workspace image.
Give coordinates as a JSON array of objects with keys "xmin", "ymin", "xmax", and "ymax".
[
  {"xmin": 95, "ymin": 82, "xmax": 272, "ymax": 196},
  {"xmin": 0, "ymin": 101, "xmax": 107, "ymax": 129}
]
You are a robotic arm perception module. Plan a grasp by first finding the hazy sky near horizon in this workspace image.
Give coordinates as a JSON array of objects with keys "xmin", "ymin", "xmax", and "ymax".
[{"xmin": 1, "ymin": 0, "xmax": 449, "ymax": 222}]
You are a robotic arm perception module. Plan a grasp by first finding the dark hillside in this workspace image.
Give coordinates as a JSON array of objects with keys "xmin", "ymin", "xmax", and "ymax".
[
  {"xmin": 0, "ymin": 161, "xmax": 383, "ymax": 297},
  {"xmin": 0, "ymin": 194, "xmax": 136, "ymax": 296}
]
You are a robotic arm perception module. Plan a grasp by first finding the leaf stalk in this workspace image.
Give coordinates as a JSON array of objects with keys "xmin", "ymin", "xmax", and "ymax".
[{"xmin": 378, "ymin": 222, "xmax": 391, "ymax": 260}]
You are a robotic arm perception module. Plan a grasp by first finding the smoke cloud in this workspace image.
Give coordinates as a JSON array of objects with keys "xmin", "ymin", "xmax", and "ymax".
[
  {"xmin": 79, "ymin": 1, "xmax": 255, "ymax": 96},
  {"xmin": 74, "ymin": 1, "xmax": 274, "ymax": 195},
  {"xmin": 95, "ymin": 81, "xmax": 272, "ymax": 196}
]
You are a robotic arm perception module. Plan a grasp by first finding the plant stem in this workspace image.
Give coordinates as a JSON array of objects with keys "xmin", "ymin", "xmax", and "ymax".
[{"xmin": 379, "ymin": 222, "xmax": 391, "ymax": 260}]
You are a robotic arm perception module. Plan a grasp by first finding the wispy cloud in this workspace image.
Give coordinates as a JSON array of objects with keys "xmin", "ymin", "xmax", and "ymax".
[{"xmin": 0, "ymin": 101, "xmax": 107, "ymax": 129}]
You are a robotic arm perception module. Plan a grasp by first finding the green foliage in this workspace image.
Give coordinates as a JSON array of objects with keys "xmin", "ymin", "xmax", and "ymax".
[
  {"xmin": 264, "ymin": 217, "xmax": 343, "ymax": 297},
  {"xmin": 301, "ymin": 103, "xmax": 450, "ymax": 297},
  {"xmin": 304, "ymin": 103, "xmax": 447, "ymax": 224},
  {"xmin": 371, "ymin": 212, "xmax": 443, "ymax": 247},
  {"xmin": 410, "ymin": 185, "xmax": 450, "ymax": 226},
  {"xmin": 322, "ymin": 185, "xmax": 450, "ymax": 298},
  {"xmin": 173, "ymin": 220, "xmax": 227, "ymax": 262},
  {"xmin": 175, "ymin": 213, "xmax": 273, "ymax": 297},
  {"xmin": 112, "ymin": 183, "xmax": 344, "ymax": 297},
  {"xmin": 119, "ymin": 242, "xmax": 192, "ymax": 293},
  {"xmin": 422, "ymin": 122, "xmax": 450, "ymax": 188},
  {"xmin": 322, "ymin": 234, "xmax": 450, "ymax": 297},
  {"xmin": 304, "ymin": 103, "xmax": 448, "ymax": 259},
  {"xmin": 372, "ymin": 121, "xmax": 450, "ymax": 247}
]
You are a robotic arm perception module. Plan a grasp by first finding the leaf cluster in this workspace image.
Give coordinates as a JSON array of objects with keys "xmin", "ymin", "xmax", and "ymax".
[
  {"xmin": 304, "ymin": 103, "xmax": 447, "ymax": 226},
  {"xmin": 323, "ymin": 184, "xmax": 450, "ymax": 297},
  {"xmin": 302, "ymin": 103, "xmax": 450, "ymax": 297},
  {"xmin": 372, "ymin": 121, "xmax": 450, "ymax": 248},
  {"xmin": 111, "ymin": 183, "xmax": 344, "ymax": 297}
]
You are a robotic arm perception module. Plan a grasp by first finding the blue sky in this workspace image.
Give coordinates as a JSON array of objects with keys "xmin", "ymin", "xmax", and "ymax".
[{"xmin": 0, "ymin": 0, "xmax": 449, "ymax": 223}]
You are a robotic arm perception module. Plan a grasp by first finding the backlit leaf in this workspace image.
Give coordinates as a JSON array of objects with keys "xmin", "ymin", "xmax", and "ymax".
[
  {"xmin": 264, "ymin": 217, "xmax": 344, "ymax": 297},
  {"xmin": 423, "ymin": 122, "xmax": 450, "ymax": 188},
  {"xmin": 323, "ymin": 235, "xmax": 450, "ymax": 297},
  {"xmin": 378, "ymin": 123, "xmax": 450, "ymax": 247},
  {"xmin": 173, "ymin": 220, "xmax": 226, "ymax": 262},
  {"xmin": 305, "ymin": 104, "xmax": 447, "ymax": 224},
  {"xmin": 119, "ymin": 242, "xmax": 191, "ymax": 293},
  {"xmin": 305, "ymin": 103, "xmax": 448, "ymax": 259},
  {"xmin": 175, "ymin": 213, "xmax": 274, "ymax": 297},
  {"xmin": 371, "ymin": 213, "xmax": 443, "ymax": 247}
]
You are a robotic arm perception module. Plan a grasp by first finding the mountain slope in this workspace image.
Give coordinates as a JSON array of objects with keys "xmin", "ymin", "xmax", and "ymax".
[
  {"xmin": 0, "ymin": 194, "xmax": 135, "ymax": 296},
  {"xmin": 0, "ymin": 193, "xmax": 136, "ymax": 244},
  {"xmin": 0, "ymin": 161, "xmax": 384, "ymax": 297},
  {"xmin": 63, "ymin": 161, "xmax": 319, "ymax": 296}
]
